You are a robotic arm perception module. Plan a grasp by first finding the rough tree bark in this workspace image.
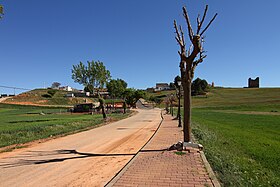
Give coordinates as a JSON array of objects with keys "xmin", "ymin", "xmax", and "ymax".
[
  {"xmin": 174, "ymin": 5, "xmax": 217, "ymax": 142},
  {"xmin": 98, "ymin": 94, "xmax": 107, "ymax": 119}
]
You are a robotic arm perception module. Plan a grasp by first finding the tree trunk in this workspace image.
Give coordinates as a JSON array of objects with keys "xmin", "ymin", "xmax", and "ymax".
[
  {"xmin": 123, "ymin": 101, "xmax": 127, "ymax": 114},
  {"xmin": 101, "ymin": 104, "xmax": 106, "ymax": 119},
  {"xmin": 98, "ymin": 95, "xmax": 107, "ymax": 119},
  {"xmin": 183, "ymin": 79, "xmax": 192, "ymax": 142}
]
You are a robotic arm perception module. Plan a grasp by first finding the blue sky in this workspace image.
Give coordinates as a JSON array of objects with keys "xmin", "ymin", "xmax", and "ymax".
[{"xmin": 1, "ymin": 0, "xmax": 280, "ymax": 94}]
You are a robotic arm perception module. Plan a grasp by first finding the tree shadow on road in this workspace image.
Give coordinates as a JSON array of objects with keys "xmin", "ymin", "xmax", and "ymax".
[{"xmin": 0, "ymin": 149, "xmax": 136, "ymax": 168}]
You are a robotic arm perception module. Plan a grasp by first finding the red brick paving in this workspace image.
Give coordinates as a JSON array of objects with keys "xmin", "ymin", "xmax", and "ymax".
[{"xmin": 110, "ymin": 113, "xmax": 215, "ymax": 187}]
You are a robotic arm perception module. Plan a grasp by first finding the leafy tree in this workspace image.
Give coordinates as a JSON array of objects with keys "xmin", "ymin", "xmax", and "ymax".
[
  {"xmin": 123, "ymin": 88, "xmax": 135, "ymax": 107},
  {"xmin": 51, "ymin": 82, "xmax": 61, "ymax": 89},
  {"xmin": 134, "ymin": 90, "xmax": 146, "ymax": 102},
  {"xmin": 72, "ymin": 60, "xmax": 111, "ymax": 94},
  {"xmin": 107, "ymin": 78, "xmax": 127, "ymax": 98},
  {"xmin": 169, "ymin": 82, "xmax": 175, "ymax": 90},
  {"xmin": 174, "ymin": 5, "xmax": 217, "ymax": 142},
  {"xmin": 0, "ymin": 5, "xmax": 3, "ymax": 19},
  {"xmin": 123, "ymin": 88, "xmax": 145, "ymax": 108},
  {"xmin": 191, "ymin": 78, "xmax": 209, "ymax": 95},
  {"xmin": 84, "ymin": 85, "xmax": 93, "ymax": 93},
  {"xmin": 149, "ymin": 95, "xmax": 162, "ymax": 105}
]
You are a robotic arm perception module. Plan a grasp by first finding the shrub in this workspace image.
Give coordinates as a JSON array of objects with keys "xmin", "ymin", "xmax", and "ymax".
[
  {"xmin": 47, "ymin": 90, "xmax": 57, "ymax": 96},
  {"xmin": 42, "ymin": 94, "xmax": 52, "ymax": 98}
]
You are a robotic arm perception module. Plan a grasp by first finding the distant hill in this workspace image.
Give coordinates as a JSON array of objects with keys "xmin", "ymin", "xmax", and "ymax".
[
  {"xmin": 147, "ymin": 87, "xmax": 280, "ymax": 109},
  {"xmin": 192, "ymin": 87, "xmax": 280, "ymax": 108},
  {"xmin": 3, "ymin": 89, "xmax": 96, "ymax": 107}
]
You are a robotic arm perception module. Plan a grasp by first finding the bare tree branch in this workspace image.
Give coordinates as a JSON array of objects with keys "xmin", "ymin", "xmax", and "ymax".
[
  {"xmin": 196, "ymin": 14, "xmax": 200, "ymax": 31},
  {"xmin": 179, "ymin": 25, "xmax": 185, "ymax": 46},
  {"xmin": 197, "ymin": 5, "xmax": 208, "ymax": 34},
  {"xmin": 187, "ymin": 45, "xmax": 193, "ymax": 57},
  {"xmin": 182, "ymin": 6, "xmax": 194, "ymax": 41},
  {"xmin": 200, "ymin": 13, "xmax": 218, "ymax": 36},
  {"xmin": 174, "ymin": 20, "xmax": 184, "ymax": 47},
  {"xmin": 193, "ymin": 55, "xmax": 207, "ymax": 67}
]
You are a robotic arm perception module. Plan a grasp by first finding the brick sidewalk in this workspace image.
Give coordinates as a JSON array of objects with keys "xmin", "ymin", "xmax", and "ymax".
[{"xmin": 108, "ymin": 113, "xmax": 218, "ymax": 187}]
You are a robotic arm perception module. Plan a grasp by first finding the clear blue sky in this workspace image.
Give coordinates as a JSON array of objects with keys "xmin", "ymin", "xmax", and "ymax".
[{"xmin": 1, "ymin": 0, "xmax": 280, "ymax": 94}]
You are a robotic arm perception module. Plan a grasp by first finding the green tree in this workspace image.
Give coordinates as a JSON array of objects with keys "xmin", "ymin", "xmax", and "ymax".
[
  {"xmin": 72, "ymin": 60, "xmax": 111, "ymax": 94},
  {"xmin": 191, "ymin": 78, "xmax": 209, "ymax": 95},
  {"xmin": 0, "ymin": 5, "xmax": 4, "ymax": 19},
  {"xmin": 134, "ymin": 90, "xmax": 146, "ymax": 102},
  {"xmin": 123, "ymin": 88, "xmax": 145, "ymax": 108},
  {"xmin": 51, "ymin": 82, "xmax": 61, "ymax": 89},
  {"xmin": 169, "ymin": 82, "xmax": 175, "ymax": 90},
  {"xmin": 123, "ymin": 88, "xmax": 135, "ymax": 107},
  {"xmin": 107, "ymin": 78, "xmax": 127, "ymax": 98}
]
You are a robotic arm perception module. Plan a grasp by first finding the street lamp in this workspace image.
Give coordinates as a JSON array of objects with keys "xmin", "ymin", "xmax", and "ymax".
[{"xmin": 177, "ymin": 80, "xmax": 182, "ymax": 127}]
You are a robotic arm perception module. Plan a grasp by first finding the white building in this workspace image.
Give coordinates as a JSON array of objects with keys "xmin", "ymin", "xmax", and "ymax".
[
  {"xmin": 154, "ymin": 83, "xmax": 170, "ymax": 91},
  {"xmin": 60, "ymin": 86, "xmax": 73, "ymax": 92}
]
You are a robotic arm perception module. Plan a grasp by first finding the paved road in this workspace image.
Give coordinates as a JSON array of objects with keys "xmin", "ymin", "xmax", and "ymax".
[{"xmin": 0, "ymin": 108, "xmax": 162, "ymax": 187}]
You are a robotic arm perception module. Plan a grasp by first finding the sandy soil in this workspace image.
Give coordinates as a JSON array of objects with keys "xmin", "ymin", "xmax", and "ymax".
[
  {"xmin": 0, "ymin": 97, "xmax": 10, "ymax": 103},
  {"xmin": 0, "ymin": 108, "xmax": 162, "ymax": 187}
]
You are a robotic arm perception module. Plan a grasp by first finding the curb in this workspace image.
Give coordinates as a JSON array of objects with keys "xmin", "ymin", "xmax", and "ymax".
[
  {"xmin": 200, "ymin": 150, "xmax": 221, "ymax": 187},
  {"xmin": 191, "ymin": 133, "xmax": 221, "ymax": 187},
  {"xmin": 105, "ymin": 109, "xmax": 164, "ymax": 187}
]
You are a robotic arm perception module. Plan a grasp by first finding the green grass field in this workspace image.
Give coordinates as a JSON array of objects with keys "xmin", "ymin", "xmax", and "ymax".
[
  {"xmin": 0, "ymin": 103, "xmax": 130, "ymax": 149},
  {"xmin": 190, "ymin": 88, "xmax": 280, "ymax": 186}
]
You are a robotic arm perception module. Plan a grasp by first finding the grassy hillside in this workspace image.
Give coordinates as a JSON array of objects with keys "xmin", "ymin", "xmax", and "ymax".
[
  {"xmin": 190, "ymin": 88, "xmax": 280, "ymax": 186},
  {"xmin": 148, "ymin": 87, "xmax": 280, "ymax": 109},
  {"xmin": 192, "ymin": 88, "xmax": 280, "ymax": 109},
  {"xmin": 3, "ymin": 89, "xmax": 96, "ymax": 106}
]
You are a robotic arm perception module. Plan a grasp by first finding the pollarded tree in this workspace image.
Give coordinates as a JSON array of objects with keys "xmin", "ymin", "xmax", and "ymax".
[
  {"xmin": 72, "ymin": 60, "xmax": 111, "ymax": 94},
  {"xmin": 174, "ymin": 5, "xmax": 217, "ymax": 142}
]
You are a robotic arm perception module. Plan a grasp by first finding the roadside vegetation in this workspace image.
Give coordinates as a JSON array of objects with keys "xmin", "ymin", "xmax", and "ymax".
[
  {"xmin": 149, "ymin": 87, "xmax": 280, "ymax": 186},
  {"xmin": 0, "ymin": 103, "xmax": 131, "ymax": 150},
  {"xmin": 191, "ymin": 88, "xmax": 280, "ymax": 186}
]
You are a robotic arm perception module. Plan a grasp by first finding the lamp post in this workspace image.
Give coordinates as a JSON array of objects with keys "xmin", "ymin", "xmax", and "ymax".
[
  {"xmin": 171, "ymin": 94, "xmax": 174, "ymax": 116},
  {"xmin": 177, "ymin": 80, "xmax": 182, "ymax": 127}
]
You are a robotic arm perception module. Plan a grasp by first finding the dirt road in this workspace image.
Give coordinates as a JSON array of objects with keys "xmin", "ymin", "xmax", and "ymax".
[
  {"xmin": 0, "ymin": 97, "xmax": 10, "ymax": 103},
  {"xmin": 0, "ymin": 108, "xmax": 162, "ymax": 187}
]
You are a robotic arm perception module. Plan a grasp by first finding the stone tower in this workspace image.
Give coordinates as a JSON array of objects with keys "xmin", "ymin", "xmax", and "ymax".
[{"xmin": 248, "ymin": 77, "xmax": 259, "ymax": 88}]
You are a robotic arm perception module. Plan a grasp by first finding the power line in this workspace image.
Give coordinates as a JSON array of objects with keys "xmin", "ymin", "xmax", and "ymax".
[{"xmin": 0, "ymin": 85, "xmax": 31, "ymax": 91}]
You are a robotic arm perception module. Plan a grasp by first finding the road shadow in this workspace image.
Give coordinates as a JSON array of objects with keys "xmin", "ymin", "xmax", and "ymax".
[
  {"xmin": 0, "ymin": 147, "xmax": 171, "ymax": 169},
  {"xmin": 0, "ymin": 149, "xmax": 136, "ymax": 168}
]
